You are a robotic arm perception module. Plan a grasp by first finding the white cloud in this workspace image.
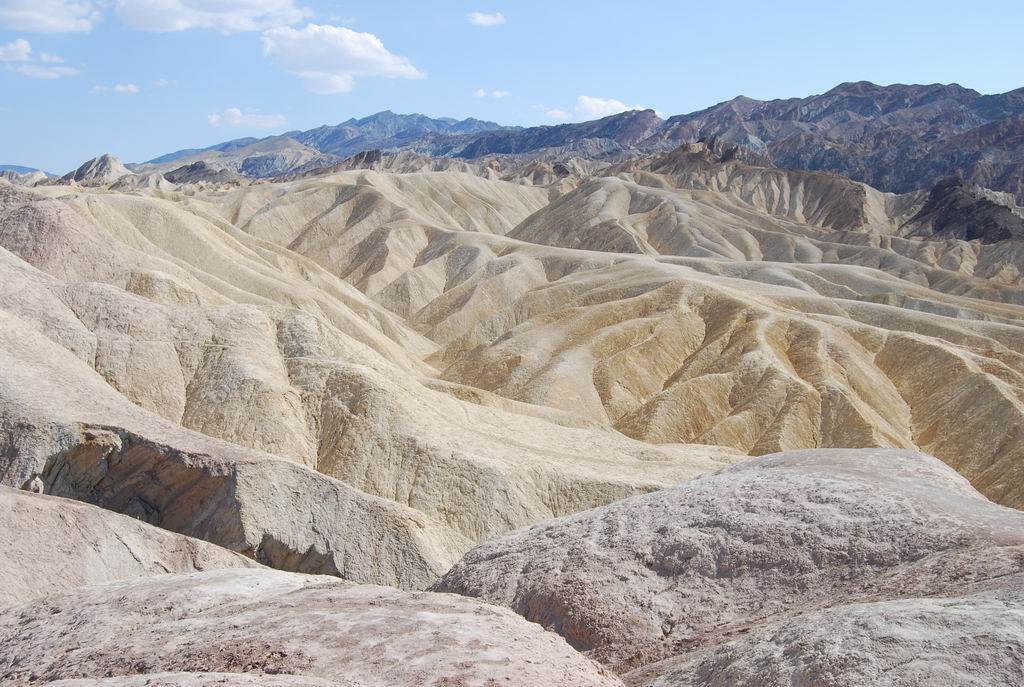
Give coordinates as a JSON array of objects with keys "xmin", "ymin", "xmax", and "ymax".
[
  {"xmin": 262, "ymin": 24, "xmax": 425, "ymax": 95},
  {"xmin": 475, "ymin": 88, "xmax": 510, "ymax": 98},
  {"xmin": 92, "ymin": 83, "xmax": 140, "ymax": 93},
  {"xmin": 208, "ymin": 107, "xmax": 287, "ymax": 129},
  {"xmin": 153, "ymin": 78, "xmax": 176, "ymax": 87},
  {"xmin": 576, "ymin": 95, "xmax": 649, "ymax": 119},
  {"xmin": 0, "ymin": 39, "xmax": 32, "ymax": 62},
  {"xmin": 115, "ymin": 0, "xmax": 311, "ymax": 33},
  {"xmin": 7, "ymin": 63, "xmax": 79, "ymax": 79},
  {"xmin": 1, "ymin": 39, "xmax": 78, "ymax": 78},
  {"xmin": 544, "ymin": 108, "xmax": 571, "ymax": 120},
  {"xmin": 467, "ymin": 11, "xmax": 505, "ymax": 26},
  {"xmin": 0, "ymin": 0, "xmax": 100, "ymax": 33}
]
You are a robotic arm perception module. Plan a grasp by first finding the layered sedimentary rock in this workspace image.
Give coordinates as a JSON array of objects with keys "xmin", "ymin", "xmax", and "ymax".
[
  {"xmin": 0, "ymin": 177, "xmax": 734, "ymax": 589},
  {"xmin": 2, "ymin": 95, "xmax": 1024, "ymax": 686},
  {"xmin": 187, "ymin": 157, "xmax": 1024, "ymax": 509}
]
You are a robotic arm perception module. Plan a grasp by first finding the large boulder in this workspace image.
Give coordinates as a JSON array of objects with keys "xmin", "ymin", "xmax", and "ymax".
[
  {"xmin": 630, "ymin": 583, "xmax": 1024, "ymax": 686},
  {"xmin": 434, "ymin": 449, "xmax": 1024, "ymax": 672},
  {"xmin": 0, "ymin": 568, "xmax": 622, "ymax": 687}
]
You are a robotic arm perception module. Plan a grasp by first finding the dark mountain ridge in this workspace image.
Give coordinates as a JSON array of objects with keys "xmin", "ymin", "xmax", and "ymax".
[
  {"xmin": 144, "ymin": 111, "xmax": 509, "ymax": 167},
  {"xmin": 650, "ymin": 82, "xmax": 1024, "ymax": 198},
  {"xmin": 133, "ymin": 82, "xmax": 1024, "ymax": 200}
]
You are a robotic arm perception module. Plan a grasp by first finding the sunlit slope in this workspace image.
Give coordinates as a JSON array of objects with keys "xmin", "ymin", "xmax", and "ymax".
[{"xmin": 192, "ymin": 163, "xmax": 1024, "ymax": 507}]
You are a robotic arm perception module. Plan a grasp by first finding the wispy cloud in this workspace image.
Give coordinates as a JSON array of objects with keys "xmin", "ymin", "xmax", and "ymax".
[
  {"xmin": 576, "ymin": 95, "xmax": 649, "ymax": 118},
  {"xmin": 0, "ymin": 0, "xmax": 100, "ymax": 33},
  {"xmin": 208, "ymin": 107, "xmax": 287, "ymax": 129},
  {"xmin": 0, "ymin": 39, "xmax": 78, "ymax": 79},
  {"xmin": 536, "ymin": 96, "xmax": 654, "ymax": 122},
  {"xmin": 0, "ymin": 39, "xmax": 31, "ymax": 62},
  {"xmin": 262, "ymin": 23, "xmax": 425, "ymax": 95},
  {"xmin": 92, "ymin": 83, "xmax": 140, "ymax": 94},
  {"xmin": 115, "ymin": 0, "xmax": 311, "ymax": 33},
  {"xmin": 543, "ymin": 108, "xmax": 572, "ymax": 121},
  {"xmin": 475, "ymin": 87, "xmax": 511, "ymax": 98},
  {"xmin": 7, "ymin": 63, "xmax": 79, "ymax": 79},
  {"xmin": 1, "ymin": 0, "xmax": 314, "ymax": 34},
  {"xmin": 153, "ymin": 78, "xmax": 176, "ymax": 87},
  {"xmin": 467, "ymin": 11, "xmax": 505, "ymax": 26}
]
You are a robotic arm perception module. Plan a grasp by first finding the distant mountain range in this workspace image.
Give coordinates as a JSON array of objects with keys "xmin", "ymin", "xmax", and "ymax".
[
  {"xmin": 72, "ymin": 82, "xmax": 1024, "ymax": 201},
  {"xmin": 144, "ymin": 111, "xmax": 509, "ymax": 168},
  {"xmin": 650, "ymin": 81, "xmax": 1024, "ymax": 199},
  {"xmin": 0, "ymin": 164, "xmax": 52, "ymax": 177}
]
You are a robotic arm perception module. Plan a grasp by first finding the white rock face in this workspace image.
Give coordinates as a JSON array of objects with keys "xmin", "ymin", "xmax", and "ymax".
[
  {"xmin": 0, "ymin": 487, "xmax": 258, "ymax": 607},
  {"xmin": 0, "ymin": 568, "xmax": 623, "ymax": 687},
  {"xmin": 435, "ymin": 449, "xmax": 1024, "ymax": 673}
]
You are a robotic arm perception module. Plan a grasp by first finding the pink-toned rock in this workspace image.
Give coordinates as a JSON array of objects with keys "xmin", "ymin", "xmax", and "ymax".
[
  {"xmin": 0, "ymin": 487, "xmax": 258, "ymax": 607},
  {"xmin": 435, "ymin": 449, "xmax": 1024, "ymax": 673},
  {"xmin": 0, "ymin": 568, "xmax": 623, "ymax": 687},
  {"xmin": 629, "ymin": 582, "xmax": 1024, "ymax": 686},
  {"xmin": 44, "ymin": 675, "xmax": 346, "ymax": 687}
]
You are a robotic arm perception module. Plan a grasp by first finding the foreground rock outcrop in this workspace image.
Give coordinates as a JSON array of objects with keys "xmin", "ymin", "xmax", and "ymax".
[
  {"xmin": 632, "ymin": 586, "xmax": 1024, "ymax": 686},
  {"xmin": 0, "ymin": 487, "xmax": 258, "ymax": 607},
  {"xmin": 435, "ymin": 449, "xmax": 1024, "ymax": 676},
  {"xmin": 0, "ymin": 568, "xmax": 622, "ymax": 687},
  {"xmin": 43, "ymin": 675, "xmax": 345, "ymax": 686}
]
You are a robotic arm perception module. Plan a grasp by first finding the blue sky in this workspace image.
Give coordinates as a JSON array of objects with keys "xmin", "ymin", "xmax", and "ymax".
[{"xmin": 1, "ymin": 0, "xmax": 1022, "ymax": 173}]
